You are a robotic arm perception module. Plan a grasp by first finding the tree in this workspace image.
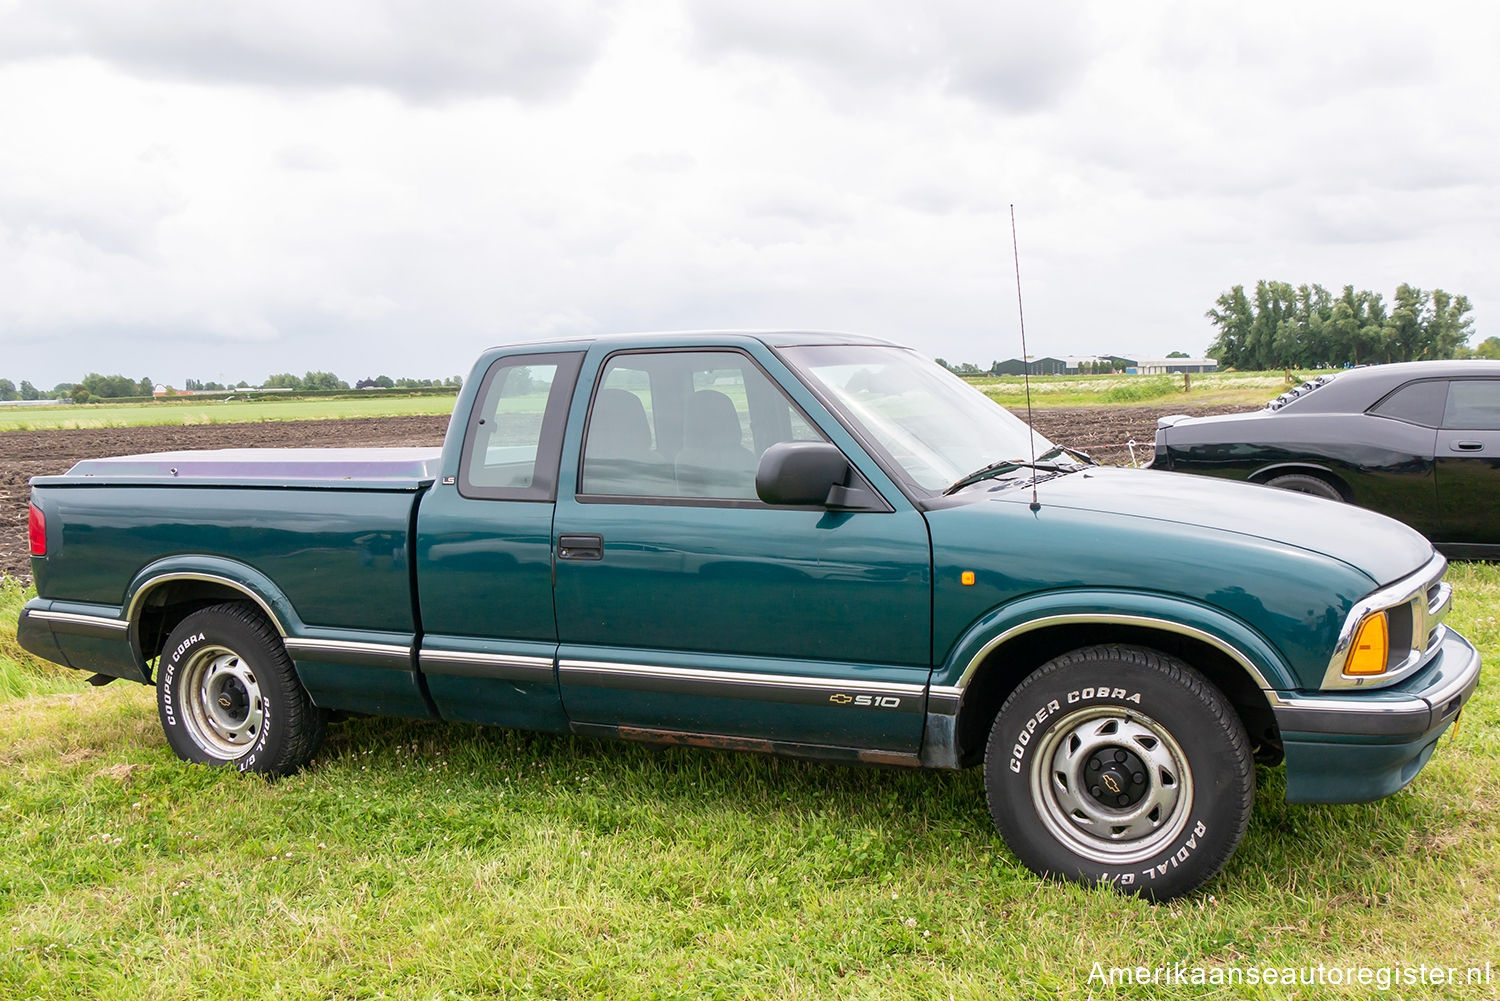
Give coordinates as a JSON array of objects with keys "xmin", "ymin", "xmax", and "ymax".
[
  {"xmin": 1166, "ymin": 351, "xmax": 1189, "ymax": 359},
  {"xmin": 19, "ymin": 380, "xmax": 39, "ymax": 400},
  {"xmin": 263, "ymin": 373, "xmax": 302, "ymax": 389},
  {"xmin": 1208, "ymin": 280, "xmax": 1473, "ymax": 369},
  {"xmin": 1472, "ymin": 336, "xmax": 1500, "ymax": 360},
  {"xmin": 80, "ymin": 373, "xmax": 148, "ymax": 398},
  {"xmin": 71, "ymin": 385, "xmax": 91, "ymax": 404},
  {"xmin": 301, "ymin": 371, "xmax": 349, "ymax": 391},
  {"xmin": 1205, "ymin": 285, "xmax": 1253, "ymax": 369},
  {"xmin": 0, "ymin": 379, "xmax": 16, "ymax": 401}
]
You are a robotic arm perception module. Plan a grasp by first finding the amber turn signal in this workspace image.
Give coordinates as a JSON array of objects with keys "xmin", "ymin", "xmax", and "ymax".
[{"xmin": 1344, "ymin": 611, "xmax": 1389, "ymax": 676}]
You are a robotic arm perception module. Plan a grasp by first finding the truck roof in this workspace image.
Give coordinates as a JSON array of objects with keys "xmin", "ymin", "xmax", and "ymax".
[{"xmin": 479, "ymin": 329, "xmax": 901, "ymax": 354}]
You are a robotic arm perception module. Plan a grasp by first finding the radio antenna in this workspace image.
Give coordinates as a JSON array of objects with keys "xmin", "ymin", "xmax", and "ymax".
[{"xmin": 1010, "ymin": 204, "xmax": 1041, "ymax": 512}]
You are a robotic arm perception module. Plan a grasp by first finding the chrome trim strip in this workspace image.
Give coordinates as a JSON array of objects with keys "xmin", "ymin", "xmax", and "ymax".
[
  {"xmin": 284, "ymin": 638, "xmax": 412, "ymax": 669},
  {"xmin": 1264, "ymin": 689, "xmax": 1428, "ymax": 715},
  {"xmin": 559, "ymin": 659, "xmax": 926, "ymax": 695},
  {"xmin": 125, "ymin": 572, "xmax": 287, "ymax": 636},
  {"xmin": 419, "ymin": 650, "xmax": 555, "ymax": 682},
  {"xmin": 27, "ymin": 609, "xmax": 131, "ymax": 637},
  {"xmin": 952, "ymin": 613, "xmax": 1277, "ymax": 691},
  {"xmin": 559, "ymin": 659, "xmax": 926, "ymax": 712},
  {"xmin": 1321, "ymin": 554, "xmax": 1449, "ymax": 691}
]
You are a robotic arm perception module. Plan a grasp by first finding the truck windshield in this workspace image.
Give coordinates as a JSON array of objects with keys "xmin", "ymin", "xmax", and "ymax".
[{"xmin": 781, "ymin": 344, "xmax": 1052, "ymax": 493}]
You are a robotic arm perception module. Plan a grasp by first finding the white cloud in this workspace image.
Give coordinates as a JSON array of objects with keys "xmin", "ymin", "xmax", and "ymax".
[
  {"xmin": 0, "ymin": 0, "xmax": 1497, "ymax": 387},
  {"xmin": 0, "ymin": 0, "xmax": 618, "ymax": 101}
]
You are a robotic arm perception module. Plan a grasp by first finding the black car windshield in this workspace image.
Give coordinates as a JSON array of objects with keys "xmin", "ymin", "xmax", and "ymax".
[{"xmin": 781, "ymin": 344, "xmax": 1052, "ymax": 493}]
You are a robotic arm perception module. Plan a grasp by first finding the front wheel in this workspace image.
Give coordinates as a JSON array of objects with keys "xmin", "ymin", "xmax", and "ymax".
[
  {"xmin": 984, "ymin": 645, "xmax": 1253, "ymax": 900},
  {"xmin": 157, "ymin": 603, "xmax": 327, "ymax": 775}
]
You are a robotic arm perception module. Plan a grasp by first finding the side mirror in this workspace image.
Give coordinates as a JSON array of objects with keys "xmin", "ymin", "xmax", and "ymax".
[{"xmin": 756, "ymin": 441, "xmax": 872, "ymax": 507}]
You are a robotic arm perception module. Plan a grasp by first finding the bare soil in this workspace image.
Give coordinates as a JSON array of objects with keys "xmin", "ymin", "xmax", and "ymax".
[{"xmin": 0, "ymin": 404, "xmax": 1243, "ymax": 584}]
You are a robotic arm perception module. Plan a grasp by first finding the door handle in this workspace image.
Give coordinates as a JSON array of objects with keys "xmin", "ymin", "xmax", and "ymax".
[
  {"xmin": 1452, "ymin": 441, "xmax": 1484, "ymax": 452},
  {"xmin": 558, "ymin": 534, "xmax": 604, "ymax": 561}
]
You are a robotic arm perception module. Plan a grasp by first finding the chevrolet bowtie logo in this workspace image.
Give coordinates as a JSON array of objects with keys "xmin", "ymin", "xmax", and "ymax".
[
  {"xmin": 1102, "ymin": 774, "xmax": 1122, "ymax": 794},
  {"xmin": 828, "ymin": 693, "xmax": 853, "ymax": 705},
  {"xmin": 218, "ymin": 696, "xmax": 233, "ymax": 709}
]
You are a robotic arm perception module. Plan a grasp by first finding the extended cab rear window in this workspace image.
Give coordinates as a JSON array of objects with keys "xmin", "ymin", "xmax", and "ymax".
[{"xmin": 458, "ymin": 352, "xmax": 583, "ymax": 501}]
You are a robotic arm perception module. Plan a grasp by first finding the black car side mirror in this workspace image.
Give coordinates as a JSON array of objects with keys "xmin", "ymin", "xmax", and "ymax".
[{"xmin": 755, "ymin": 442, "xmax": 882, "ymax": 510}]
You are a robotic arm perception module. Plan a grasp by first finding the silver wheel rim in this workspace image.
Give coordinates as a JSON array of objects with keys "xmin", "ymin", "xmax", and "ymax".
[
  {"xmin": 1029, "ymin": 706, "xmax": 1194, "ymax": 865},
  {"xmin": 179, "ymin": 644, "xmax": 264, "ymax": 759}
]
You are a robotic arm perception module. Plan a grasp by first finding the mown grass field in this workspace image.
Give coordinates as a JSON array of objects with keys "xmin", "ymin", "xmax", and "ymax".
[
  {"xmin": 974, "ymin": 369, "xmax": 1327, "ymax": 410},
  {"xmin": 2, "ymin": 567, "xmax": 1497, "ymax": 1000},
  {"xmin": 0, "ymin": 395, "xmax": 459, "ymax": 433}
]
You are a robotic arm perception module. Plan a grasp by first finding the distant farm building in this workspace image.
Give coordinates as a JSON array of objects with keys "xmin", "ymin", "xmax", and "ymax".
[
  {"xmin": 991, "ymin": 357, "xmax": 1068, "ymax": 376},
  {"xmin": 1131, "ymin": 358, "xmax": 1219, "ymax": 375}
]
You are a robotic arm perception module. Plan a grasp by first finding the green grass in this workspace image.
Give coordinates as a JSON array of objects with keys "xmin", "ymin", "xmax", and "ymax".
[
  {"xmin": 0, "ymin": 395, "xmax": 459, "ymax": 432},
  {"xmin": 0, "ymin": 581, "xmax": 80, "ymax": 700},
  {"xmin": 975, "ymin": 369, "xmax": 1331, "ymax": 411},
  {"xmin": 2, "ymin": 566, "xmax": 1497, "ymax": 999}
]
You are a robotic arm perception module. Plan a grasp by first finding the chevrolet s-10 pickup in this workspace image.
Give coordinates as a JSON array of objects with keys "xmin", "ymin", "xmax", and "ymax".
[{"xmin": 18, "ymin": 331, "xmax": 1481, "ymax": 899}]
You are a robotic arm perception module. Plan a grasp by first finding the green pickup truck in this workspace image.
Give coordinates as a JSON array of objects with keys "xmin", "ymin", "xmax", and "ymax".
[{"xmin": 18, "ymin": 331, "xmax": 1480, "ymax": 899}]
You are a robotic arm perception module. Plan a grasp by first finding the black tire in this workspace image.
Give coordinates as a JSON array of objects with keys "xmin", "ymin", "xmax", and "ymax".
[
  {"xmin": 983, "ymin": 645, "xmax": 1253, "ymax": 900},
  {"xmin": 156, "ymin": 603, "xmax": 327, "ymax": 776},
  {"xmin": 1265, "ymin": 472, "xmax": 1342, "ymax": 501}
]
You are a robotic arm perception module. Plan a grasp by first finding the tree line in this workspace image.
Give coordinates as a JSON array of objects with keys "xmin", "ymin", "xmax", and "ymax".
[
  {"xmin": 1206, "ymin": 281, "xmax": 1480, "ymax": 370},
  {"xmin": 0, "ymin": 371, "xmax": 462, "ymax": 402}
]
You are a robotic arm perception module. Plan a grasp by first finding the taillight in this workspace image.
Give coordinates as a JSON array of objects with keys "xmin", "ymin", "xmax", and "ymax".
[{"xmin": 28, "ymin": 502, "xmax": 46, "ymax": 557}]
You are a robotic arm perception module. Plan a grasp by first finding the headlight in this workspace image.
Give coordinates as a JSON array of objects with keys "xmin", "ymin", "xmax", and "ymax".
[{"xmin": 1322, "ymin": 556, "xmax": 1450, "ymax": 690}]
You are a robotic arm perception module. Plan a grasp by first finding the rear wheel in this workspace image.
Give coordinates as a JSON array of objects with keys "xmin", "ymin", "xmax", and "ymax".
[
  {"xmin": 984, "ymin": 645, "xmax": 1253, "ymax": 900},
  {"xmin": 1265, "ymin": 472, "xmax": 1342, "ymax": 501},
  {"xmin": 157, "ymin": 603, "xmax": 327, "ymax": 775}
]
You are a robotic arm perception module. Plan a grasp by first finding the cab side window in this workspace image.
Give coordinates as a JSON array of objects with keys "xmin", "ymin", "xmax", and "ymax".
[
  {"xmin": 459, "ymin": 352, "xmax": 582, "ymax": 500},
  {"xmin": 1371, "ymin": 379, "xmax": 1448, "ymax": 427},
  {"xmin": 1442, "ymin": 380, "xmax": 1500, "ymax": 430},
  {"xmin": 580, "ymin": 350, "xmax": 825, "ymax": 501}
]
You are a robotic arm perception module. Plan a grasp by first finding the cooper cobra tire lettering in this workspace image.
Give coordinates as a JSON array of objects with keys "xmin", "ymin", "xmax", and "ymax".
[{"xmin": 983, "ymin": 644, "xmax": 1254, "ymax": 901}]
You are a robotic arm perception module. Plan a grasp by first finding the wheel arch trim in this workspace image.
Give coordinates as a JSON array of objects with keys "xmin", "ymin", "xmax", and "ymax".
[
  {"xmin": 936, "ymin": 594, "xmax": 1294, "ymax": 693},
  {"xmin": 124, "ymin": 557, "xmax": 303, "ymax": 639},
  {"xmin": 920, "ymin": 599, "xmax": 1292, "ymax": 770},
  {"xmin": 1247, "ymin": 461, "xmax": 1344, "ymax": 485}
]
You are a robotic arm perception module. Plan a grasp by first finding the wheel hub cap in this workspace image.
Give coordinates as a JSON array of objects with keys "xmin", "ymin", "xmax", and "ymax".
[
  {"xmin": 1029, "ymin": 707, "xmax": 1195, "ymax": 865},
  {"xmin": 179, "ymin": 645, "xmax": 264, "ymax": 759}
]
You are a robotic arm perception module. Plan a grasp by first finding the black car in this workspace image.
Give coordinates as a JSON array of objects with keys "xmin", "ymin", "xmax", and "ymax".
[{"xmin": 1151, "ymin": 360, "xmax": 1500, "ymax": 558}]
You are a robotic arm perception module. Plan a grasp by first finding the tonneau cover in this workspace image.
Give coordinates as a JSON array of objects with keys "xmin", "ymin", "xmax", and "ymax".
[{"xmin": 54, "ymin": 448, "xmax": 443, "ymax": 487}]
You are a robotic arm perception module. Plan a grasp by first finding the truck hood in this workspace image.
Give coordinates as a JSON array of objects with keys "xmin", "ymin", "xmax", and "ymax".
[{"xmin": 952, "ymin": 465, "xmax": 1432, "ymax": 586}]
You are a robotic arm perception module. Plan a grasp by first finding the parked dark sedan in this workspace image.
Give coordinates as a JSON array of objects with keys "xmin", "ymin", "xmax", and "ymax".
[{"xmin": 1151, "ymin": 360, "xmax": 1500, "ymax": 558}]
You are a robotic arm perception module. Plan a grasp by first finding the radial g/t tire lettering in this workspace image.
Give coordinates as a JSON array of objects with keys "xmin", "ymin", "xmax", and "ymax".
[
  {"xmin": 984, "ymin": 644, "xmax": 1254, "ymax": 900},
  {"xmin": 157, "ymin": 602, "xmax": 327, "ymax": 776}
]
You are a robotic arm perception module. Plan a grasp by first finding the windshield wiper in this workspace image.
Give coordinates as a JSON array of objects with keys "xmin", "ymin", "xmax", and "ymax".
[
  {"xmin": 1037, "ymin": 445, "xmax": 1098, "ymax": 467},
  {"xmin": 943, "ymin": 458, "xmax": 1076, "ymax": 495}
]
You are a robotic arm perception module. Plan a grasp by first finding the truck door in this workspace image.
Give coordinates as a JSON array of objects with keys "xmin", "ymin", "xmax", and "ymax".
[
  {"xmin": 551, "ymin": 344, "xmax": 932, "ymax": 756},
  {"xmin": 414, "ymin": 350, "xmax": 583, "ymax": 730}
]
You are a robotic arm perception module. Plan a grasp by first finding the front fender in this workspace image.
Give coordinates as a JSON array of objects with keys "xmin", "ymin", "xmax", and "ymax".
[{"xmin": 931, "ymin": 589, "xmax": 1297, "ymax": 693}]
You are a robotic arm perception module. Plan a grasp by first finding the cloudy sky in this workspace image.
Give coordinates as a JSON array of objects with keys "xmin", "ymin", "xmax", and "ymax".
[{"xmin": 1, "ymin": 0, "xmax": 1496, "ymax": 388}]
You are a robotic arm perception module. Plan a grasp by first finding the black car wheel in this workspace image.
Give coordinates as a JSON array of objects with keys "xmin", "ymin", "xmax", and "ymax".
[
  {"xmin": 984, "ymin": 645, "xmax": 1254, "ymax": 900},
  {"xmin": 1264, "ymin": 472, "xmax": 1342, "ymax": 501},
  {"xmin": 157, "ymin": 603, "xmax": 327, "ymax": 775}
]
